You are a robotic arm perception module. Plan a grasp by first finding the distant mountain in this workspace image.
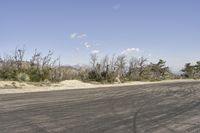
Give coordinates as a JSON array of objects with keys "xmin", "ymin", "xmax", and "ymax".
[{"xmin": 72, "ymin": 64, "xmax": 90, "ymax": 69}]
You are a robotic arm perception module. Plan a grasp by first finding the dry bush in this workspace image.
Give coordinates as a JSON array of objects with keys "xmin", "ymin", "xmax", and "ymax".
[
  {"xmin": 0, "ymin": 48, "xmax": 60, "ymax": 82},
  {"xmin": 0, "ymin": 47, "xmax": 177, "ymax": 83}
]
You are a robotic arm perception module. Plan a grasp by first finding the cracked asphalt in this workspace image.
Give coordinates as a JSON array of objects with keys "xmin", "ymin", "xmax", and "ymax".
[{"xmin": 0, "ymin": 81, "xmax": 200, "ymax": 133}]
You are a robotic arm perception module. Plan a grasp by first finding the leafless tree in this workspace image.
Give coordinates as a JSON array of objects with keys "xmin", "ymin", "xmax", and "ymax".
[
  {"xmin": 90, "ymin": 53, "xmax": 98, "ymax": 70},
  {"xmin": 14, "ymin": 47, "xmax": 25, "ymax": 71},
  {"xmin": 129, "ymin": 57, "xmax": 139, "ymax": 73},
  {"xmin": 100, "ymin": 55, "xmax": 109, "ymax": 72},
  {"xmin": 30, "ymin": 49, "xmax": 41, "ymax": 69},
  {"xmin": 128, "ymin": 57, "xmax": 140, "ymax": 80},
  {"xmin": 138, "ymin": 57, "xmax": 148, "ymax": 78},
  {"xmin": 109, "ymin": 54, "xmax": 116, "ymax": 73},
  {"xmin": 115, "ymin": 55, "xmax": 127, "ymax": 77}
]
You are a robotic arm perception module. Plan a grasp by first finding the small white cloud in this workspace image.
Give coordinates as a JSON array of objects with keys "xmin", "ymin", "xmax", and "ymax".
[
  {"xmin": 113, "ymin": 4, "xmax": 121, "ymax": 10},
  {"xmin": 70, "ymin": 33, "xmax": 77, "ymax": 39},
  {"xmin": 121, "ymin": 48, "xmax": 140, "ymax": 55},
  {"xmin": 77, "ymin": 33, "xmax": 88, "ymax": 39},
  {"xmin": 84, "ymin": 42, "xmax": 91, "ymax": 48},
  {"xmin": 91, "ymin": 50, "xmax": 100, "ymax": 54},
  {"xmin": 70, "ymin": 33, "xmax": 88, "ymax": 39}
]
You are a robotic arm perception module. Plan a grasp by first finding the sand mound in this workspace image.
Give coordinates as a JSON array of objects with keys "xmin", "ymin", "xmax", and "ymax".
[
  {"xmin": 59, "ymin": 80, "xmax": 94, "ymax": 87},
  {"xmin": 0, "ymin": 79, "xmax": 199, "ymax": 94},
  {"xmin": 0, "ymin": 81, "xmax": 35, "ymax": 89}
]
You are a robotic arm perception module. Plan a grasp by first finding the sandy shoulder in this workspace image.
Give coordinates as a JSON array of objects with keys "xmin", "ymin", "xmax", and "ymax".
[{"xmin": 0, "ymin": 79, "xmax": 199, "ymax": 94}]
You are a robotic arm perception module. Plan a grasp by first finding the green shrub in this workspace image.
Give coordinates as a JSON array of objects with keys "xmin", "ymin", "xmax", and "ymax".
[
  {"xmin": 88, "ymin": 70, "xmax": 102, "ymax": 82},
  {"xmin": 16, "ymin": 73, "xmax": 30, "ymax": 81}
]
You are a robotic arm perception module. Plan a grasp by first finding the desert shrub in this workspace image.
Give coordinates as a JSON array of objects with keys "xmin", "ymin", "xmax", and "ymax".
[
  {"xmin": 27, "ymin": 68, "xmax": 40, "ymax": 82},
  {"xmin": 0, "ymin": 47, "xmax": 178, "ymax": 83},
  {"xmin": 103, "ymin": 72, "xmax": 116, "ymax": 83},
  {"xmin": 61, "ymin": 67, "xmax": 80, "ymax": 80},
  {"xmin": 88, "ymin": 70, "xmax": 102, "ymax": 82},
  {"xmin": 78, "ymin": 68, "xmax": 89, "ymax": 81},
  {"xmin": 40, "ymin": 67, "xmax": 52, "ymax": 81},
  {"xmin": 16, "ymin": 73, "xmax": 30, "ymax": 81},
  {"xmin": 0, "ymin": 58, "xmax": 17, "ymax": 80},
  {"xmin": 181, "ymin": 62, "xmax": 200, "ymax": 79},
  {"xmin": 101, "ymin": 71, "xmax": 108, "ymax": 80}
]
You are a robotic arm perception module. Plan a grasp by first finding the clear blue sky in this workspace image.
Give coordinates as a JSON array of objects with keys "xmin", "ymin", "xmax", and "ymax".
[{"xmin": 0, "ymin": 0, "xmax": 200, "ymax": 71}]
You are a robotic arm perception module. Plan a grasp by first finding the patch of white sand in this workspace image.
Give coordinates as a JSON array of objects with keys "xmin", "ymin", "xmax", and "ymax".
[{"xmin": 0, "ymin": 79, "xmax": 199, "ymax": 94}]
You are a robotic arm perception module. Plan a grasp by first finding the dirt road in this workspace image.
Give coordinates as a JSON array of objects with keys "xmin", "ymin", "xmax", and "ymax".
[{"xmin": 0, "ymin": 81, "xmax": 200, "ymax": 133}]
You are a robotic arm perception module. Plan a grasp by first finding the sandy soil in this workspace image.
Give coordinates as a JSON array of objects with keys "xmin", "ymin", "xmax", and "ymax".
[{"xmin": 0, "ymin": 79, "xmax": 199, "ymax": 94}]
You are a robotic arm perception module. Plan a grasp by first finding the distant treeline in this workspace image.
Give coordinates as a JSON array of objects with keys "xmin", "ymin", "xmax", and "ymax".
[
  {"xmin": 0, "ymin": 47, "xmax": 196, "ymax": 83},
  {"xmin": 87, "ymin": 54, "xmax": 177, "ymax": 83}
]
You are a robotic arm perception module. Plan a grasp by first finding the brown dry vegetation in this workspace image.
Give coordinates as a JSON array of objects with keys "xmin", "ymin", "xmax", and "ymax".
[{"xmin": 0, "ymin": 47, "xmax": 193, "ymax": 84}]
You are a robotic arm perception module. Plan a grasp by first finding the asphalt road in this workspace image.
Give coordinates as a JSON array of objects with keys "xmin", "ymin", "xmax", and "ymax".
[{"xmin": 1, "ymin": 81, "xmax": 200, "ymax": 133}]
